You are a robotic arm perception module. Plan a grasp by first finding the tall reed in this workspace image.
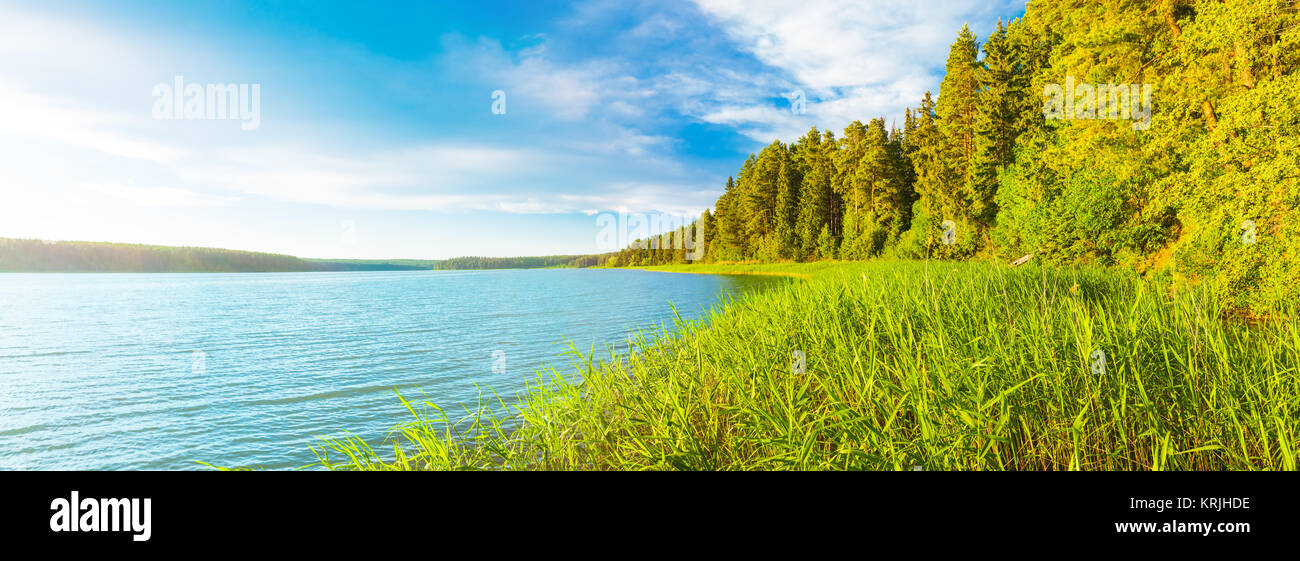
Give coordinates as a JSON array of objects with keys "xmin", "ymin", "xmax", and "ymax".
[{"xmin": 315, "ymin": 261, "xmax": 1300, "ymax": 470}]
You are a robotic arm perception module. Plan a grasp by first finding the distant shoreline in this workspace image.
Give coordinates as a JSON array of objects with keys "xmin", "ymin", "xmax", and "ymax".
[{"xmin": 0, "ymin": 237, "xmax": 593, "ymax": 273}]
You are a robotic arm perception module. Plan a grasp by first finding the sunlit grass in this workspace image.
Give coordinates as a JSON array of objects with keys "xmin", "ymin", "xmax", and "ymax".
[{"xmin": 314, "ymin": 260, "xmax": 1300, "ymax": 471}]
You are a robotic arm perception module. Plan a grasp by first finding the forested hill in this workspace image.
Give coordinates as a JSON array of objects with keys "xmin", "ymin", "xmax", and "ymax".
[
  {"xmin": 0, "ymin": 238, "xmax": 435, "ymax": 272},
  {"xmin": 604, "ymin": 0, "xmax": 1300, "ymax": 313},
  {"xmin": 302, "ymin": 258, "xmax": 441, "ymax": 271},
  {"xmin": 0, "ymin": 238, "xmax": 603, "ymax": 272},
  {"xmin": 433, "ymin": 255, "xmax": 594, "ymax": 269}
]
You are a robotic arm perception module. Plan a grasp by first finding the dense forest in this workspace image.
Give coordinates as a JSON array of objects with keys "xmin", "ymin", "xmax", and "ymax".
[{"xmin": 603, "ymin": 0, "xmax": 1300, "ymax": 312}]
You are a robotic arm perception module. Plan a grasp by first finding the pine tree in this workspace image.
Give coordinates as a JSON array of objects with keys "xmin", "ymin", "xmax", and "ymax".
[
  {"xmin": 971, "ymin": 20, "xmax": 1017, "ymax": 226},
  {"xmin": 734, "ymin": 155, "xmax": 759, "ymax": 258},
  {"xmin": 833, "ymin": 121, "xmax": 869, "ymax": 257},
  {"xmin": 743, "ymin": 144, "xmax": 783, "ymax": 254},
  {"xmin": 795, "ymin": 128, "xmax": 837, "ymax": 259},
  {"xmin": 901, "ymin": 91, "xmax": 951, "ymax": 257},
  {"xmin": 938, "ymin": 23, "xmax": 981, "ymax": 184},
  {"xmin": 931, "ymin": 25, "xmax": 982, "ymax": 257},
  {"xmin": 712, "ymin": 175, "xmax": 746, "ymax": 261},
  {"xmin": 775, "ymin": 144, "xmax": 803, "ymax": 259},
  {"xmin": 844, "ymin": 118, "xmax": 910, "ymax": 257}
]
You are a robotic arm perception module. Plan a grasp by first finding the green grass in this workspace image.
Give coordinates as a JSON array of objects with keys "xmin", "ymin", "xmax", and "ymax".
[{"xmin": 314, "ymin": 260, "xmax": 1300, "ymax": 471}]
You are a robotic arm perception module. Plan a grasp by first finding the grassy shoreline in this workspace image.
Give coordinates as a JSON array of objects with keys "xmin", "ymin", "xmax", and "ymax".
[
  {"xmin": 316, "ymin": 260, "xmax": 1300, "ymax": 471},
  {"xmin": 628, "ymin": 263, "xmax": 815, "ymax": 280}
]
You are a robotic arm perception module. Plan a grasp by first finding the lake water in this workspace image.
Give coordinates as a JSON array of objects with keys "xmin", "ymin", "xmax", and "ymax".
[{"xmin": 0, "ymin": 269, "xmax": 783, "ymax": 470}]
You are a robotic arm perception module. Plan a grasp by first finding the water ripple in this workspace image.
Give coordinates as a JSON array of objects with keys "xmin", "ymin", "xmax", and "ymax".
[{"xmin": 0, "ymin": 269, "xmax": 784, "ymax": 469}]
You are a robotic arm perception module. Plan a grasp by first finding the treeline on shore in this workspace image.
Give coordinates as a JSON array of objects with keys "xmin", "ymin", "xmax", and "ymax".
[
  {"xmin": 600, "ymin": 0, "xmax": 1299, "ymax": 313},
  {"xmin": 0, "ymin": 237, "xmax": 599, "ymax": 273},
  {"xmin": 0, "ymin": 238, "xmax": 331, "ymax": 273},
  {"xmin": 432, "ymin": 255, "xmax": 594, "ymax": 269}
]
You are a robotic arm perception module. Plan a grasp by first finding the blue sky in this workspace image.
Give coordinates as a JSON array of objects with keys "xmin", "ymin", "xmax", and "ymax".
[{"xmin": 0, "ymin": 0, "xmax": 1024, "ymax": 259}]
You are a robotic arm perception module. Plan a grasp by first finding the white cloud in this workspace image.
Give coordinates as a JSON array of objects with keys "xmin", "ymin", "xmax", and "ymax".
[
  {"xmin": 556, "ymin": 182, "xmax": 717, "ymax": 218},
  {"xmin": 0, "ymin": 83, "xmax": 185, "ymax": 164},
  {"xmin": 688, "ymin": 0, "xmax": 1022, "ymax": 140},
  {"xmin": 149, "ymin": 141, "xmax": 710, "ymax": 215},
  {"xmin": 694, "ymin": 0, "xmax": 1017, "ymax": 89},
  {"xmin": 441, "ymin": 35, "xmax": 653, "ymax": 121},
  {"xmin": 564, "ymin": 123, "xmax": 678, "ymax": 157}
]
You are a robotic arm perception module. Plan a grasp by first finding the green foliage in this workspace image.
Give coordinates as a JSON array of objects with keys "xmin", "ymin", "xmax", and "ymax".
[
  {"xmin": 597, "ymin": 1, "xmax": 1297, "ymax": 313},
  {"xmin": 774, "ymin": 146, "xmax": 803, "ymax": 259},
  {"xmin": 971, "ymin": 20, "xmax": 1017, "ymax": 225},
  {"xmin": 815, "ymin": 225, "xmax": 837, "ymax": 259},
  {"xmin": 794, "ymin": 128, "xmax": 835, "ymax": 259}
]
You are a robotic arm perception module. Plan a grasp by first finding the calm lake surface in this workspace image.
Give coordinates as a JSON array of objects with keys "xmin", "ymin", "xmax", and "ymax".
[{"xmin": 0, "ymin": 269, "xmax": 784, "ymax": 470}]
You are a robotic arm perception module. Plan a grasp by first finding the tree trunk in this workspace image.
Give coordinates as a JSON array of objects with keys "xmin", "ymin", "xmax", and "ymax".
[
  {"xmin": 1162, "ymin": 0, "xmax": 1182, "ymax": 38},
  {"xmin": 1236, "ymin": 42, "xmax": 1255, "ymax": 89}
]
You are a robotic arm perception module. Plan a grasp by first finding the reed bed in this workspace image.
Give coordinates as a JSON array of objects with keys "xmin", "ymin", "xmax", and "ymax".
[{"xmin": 315, "ymin": 260, "xmax": 1300, "ymax": 470}]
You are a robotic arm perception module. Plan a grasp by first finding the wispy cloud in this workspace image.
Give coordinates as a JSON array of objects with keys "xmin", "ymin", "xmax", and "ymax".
[
  {"xmin": 688, "ymin": 0, "xmax": 1022, "ymax": 140},
  {"xmin": 182, "ymin": 143, "xmax": 713, "ymax": 215},
  {"xmin": 439, "ymin": 34, "xmax": 653, "ymax": 121},
  {"xmin": 0, "ymin": 84, "xmax": 186, "ymax": 164}
]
